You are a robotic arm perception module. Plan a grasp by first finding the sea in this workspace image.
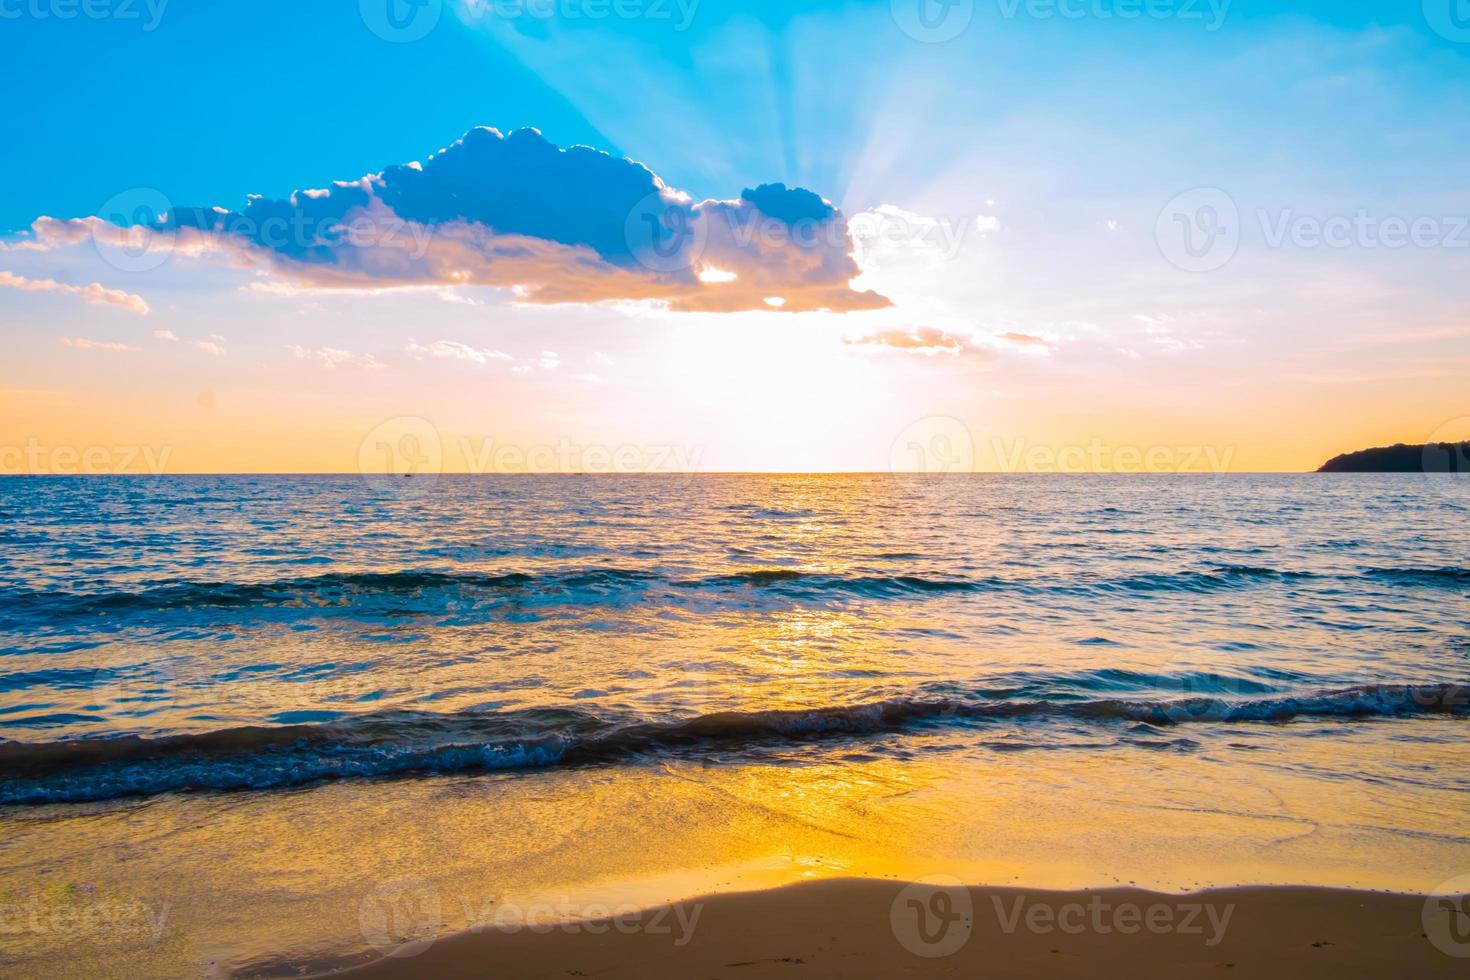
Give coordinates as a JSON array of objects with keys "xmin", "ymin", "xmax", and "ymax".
[{"xmin": 1, "ymin": 474, "xmax": 1467, "ymax": 976}]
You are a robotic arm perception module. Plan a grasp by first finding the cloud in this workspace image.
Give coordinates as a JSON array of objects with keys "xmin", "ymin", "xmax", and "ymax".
[
  {"xmin": 20, "ymin": 128, "xmax": 889, "ymax": 315},
  {"xmin": 59, "ymin": 337, "xmax": 130, "ymax": 351},
  {"xmin": 152, "ymin": 329, "xmax": 178, "ymax": 341},
  {"xmin": 192, "ymin": 340, "xmax": 226, "ymax": 356},
  {"xmin": 406, "ymin": 339, "xmax": 510, "ymax": 364},
  {"xmin": 996, "ymin": 331, "xmax": 1053, "ymax": 348},
  {"xmin": 285, "ymin": 345, "xmax": 382, "ymax": 369},
  {"xmin": 0, "ymin": 271, "xmax": 149, "ymax": 315},
  {"xmin": 845, "ymin": 326, "xmax": 978, "ymax": 356}
]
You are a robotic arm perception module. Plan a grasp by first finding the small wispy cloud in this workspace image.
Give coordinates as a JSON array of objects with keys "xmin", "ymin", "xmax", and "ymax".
[
  {"xmin": 405, "ymin": 339, "xmax": 510, "ymax": 365},
  {"xmin": 1, "ymin": 271, "xmax": 149, "ymax": 316},
  {"xmin": 996, "ymin": 331, "xmax": 1054, "ymax": 349},
  {"xmin": 845, "ymin": 326, "xmax": 978, "ymax": 357},
  {"xmin": 153, "ymin": 329, "xmax": 225, "ymax": 354},
  {"xmin": 285, "ymin": 345, "xmax": 383, "ymax": 369},
  {"xmin": 59, "ymin": 337, "xmax": 130, "ymax": 351}
]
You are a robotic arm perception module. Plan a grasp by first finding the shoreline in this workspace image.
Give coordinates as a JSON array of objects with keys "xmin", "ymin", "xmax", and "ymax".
[{"xmin": 276, "ymin": 878, "xmax": 1466, "ymax": 979}]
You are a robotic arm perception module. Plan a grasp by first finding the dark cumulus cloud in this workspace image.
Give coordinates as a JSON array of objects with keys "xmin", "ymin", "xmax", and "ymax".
[{"xmin": 22, "ymin": 127, "xmax": 890, "ymax": 314}]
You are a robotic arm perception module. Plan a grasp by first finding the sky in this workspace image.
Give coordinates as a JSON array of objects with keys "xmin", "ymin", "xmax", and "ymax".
[{"xmin": 1, "ymin": 0, "xmax": 1467, "ymax": 473}]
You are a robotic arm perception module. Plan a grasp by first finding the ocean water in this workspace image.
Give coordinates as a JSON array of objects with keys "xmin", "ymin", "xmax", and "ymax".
[
  {"xmin": 3, "ymin": 474, "xmax": 1470, "ymax": 976},
  {"xmin": 1, "ymin": 474, "xmax": 1466, "ymax": 805}
]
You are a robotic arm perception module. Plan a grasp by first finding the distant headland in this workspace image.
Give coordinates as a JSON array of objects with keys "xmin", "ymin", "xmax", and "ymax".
[{"xmin": 1318, "ymin": 442, "xmax": 1470, "ymax": 473}]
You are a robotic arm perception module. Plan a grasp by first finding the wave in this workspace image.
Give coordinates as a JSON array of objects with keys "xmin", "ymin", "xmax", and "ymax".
[
  {"xmin": 1, "ymin": 683, "xmax": 1463, "ymax": 806},
  {"xmin": 1360, "ymin": 566, "xmax": 1470, "ymax": 588},
  {"xmin": 686, "ymin": 570, "xmax": 985, "ymax": 594},
  {"xmin": 0, "ymin": 568, "xmax": 995, "ymax": 623},
  {"xmin": 3, "ymin": 562, "xmax": 1465, "ymax": 627},
  {"xmin": 0, "ymin": 569, "xmax": 625, "ymax": 619},
  {"xmin": 5, "ymin": 558, "xmax": 1464, "ymax": 614}
]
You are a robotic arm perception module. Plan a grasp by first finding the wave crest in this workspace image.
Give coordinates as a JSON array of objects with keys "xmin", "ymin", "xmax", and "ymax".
[{"xmin": 1, "ymin": 683, "xmax": 1463, "ymax": 806}]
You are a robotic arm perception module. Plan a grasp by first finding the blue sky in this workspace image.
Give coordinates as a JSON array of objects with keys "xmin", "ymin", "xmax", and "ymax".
[
  {"xmin": 1, "ymin": 0, "xmax": 1468, "ymax": 471},
  {"xmin": 4, "ymin": 0, "xmax": 1465, "ymax": 230}
]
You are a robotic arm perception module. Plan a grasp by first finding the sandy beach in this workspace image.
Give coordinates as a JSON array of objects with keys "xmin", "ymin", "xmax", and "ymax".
[{"xmin": 316, "ymin": 879, "xmax": 1464, "ymax": 979}]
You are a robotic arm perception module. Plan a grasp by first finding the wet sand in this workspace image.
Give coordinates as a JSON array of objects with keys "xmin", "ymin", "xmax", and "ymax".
[{"xmin": 321, "ymin": 879, "xmax": 1465, "ymax": 979}]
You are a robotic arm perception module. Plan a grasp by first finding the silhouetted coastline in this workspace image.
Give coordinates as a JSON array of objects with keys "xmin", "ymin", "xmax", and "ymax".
[{"xmin": 1318, "ymin": 442, "xmax": 1470, "ymax": 473}]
